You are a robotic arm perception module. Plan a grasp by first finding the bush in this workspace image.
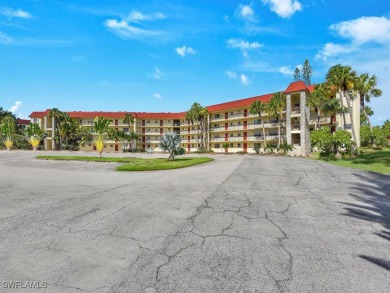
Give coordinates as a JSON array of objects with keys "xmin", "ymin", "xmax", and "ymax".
[
  {"xmin": 311, "ymin": 127, "xmax": 356, "ymax": 155},
  {"xmin": 278, "ymin": 142, "xmax": 294, "ymax": 154},
  {"xmin": 361, "ymin": 125, "xmax": 388, "ymax": 147},
  {"xmin": 253, "ymin": 145, "xmax": 261, "ymax": 154},
  {"xmin": 235, "ymin": 151, "xmax": 247, "ymax": 154}
]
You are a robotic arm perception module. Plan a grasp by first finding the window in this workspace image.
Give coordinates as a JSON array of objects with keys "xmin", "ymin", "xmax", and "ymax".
[
  {"xmin": 230, "ymin": 133, "xmax": 233, "ymax": 137},
  {"xmin": 214, "ymin": 124, "xmax": 219, "ymax": 128},
  {"xmin": 230, "ymin": 112, "xmax": 233, "ymax": 115},
  {"xmin": 230, "ymin": 122, "xmax": 233, "ymax": 126},
  {"xmin": 215, "ymin": 144, "xmax": 220, "ymax": 148},
  {"xmin": 123, "ymin": 128, "xmax": 129, "ymax": 132},
  {"xmin": 215, "ymin": 114, "xmax": 220, "ymax": 119},
  {"xmin": 254, "ymin": 131, "xmax": 261, "ymax": 137},
  {"xmin": 147, "ymin": 120, "xmax": 150, "ymax": 123},
  {"xmin": 110, "ymin": 144, "xmax": 113, "ymax": 147},
  {"xmin": 238, "ymin": 121, "xmax": 241, "ymax": 125},
  {"xmin": 147, "ymin": 129, "xmax": 150, "ymax": 131},
  {"xmin": 254, "ymin": 143, "xmax": 260, "ymax": 148},
  {"xmin": 238, "ymin": 133, "xmax": 241, "ymax": 137},
  {"xmin": 147, "ymin": 145, "xmax": 150, "ymax": 148},
  {"xmin": 254, "ymin": 119, "xmax": 261, "ymax": 125},
  {"xmin": 238, "ymin": 143, "xmax": 241, "ymax": 147},
  {"xmin": 155, "ymin": 121, "xmax": 158, "ymax": 123},
  {"xmin": 230, "ymin": 143, "xmax": 233, "ymax": 148}
]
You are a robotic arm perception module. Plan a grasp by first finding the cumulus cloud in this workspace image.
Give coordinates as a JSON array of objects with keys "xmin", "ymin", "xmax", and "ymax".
[
  {"xmin": 226, "ymin": 71, "xmax": 237, "ymax": 79},
  {"xmin": 147, "ymin": 67, "xmax": 165, "ymax": 80},
  {"xmin": 330, "ymin": 16, "xmax": 390, "ymax": 44},
  {"xmin": 175, "ymin": 46, "xmax": 197, "ymax": 57},
  {"xmin": 261, "ymin": 0, "xmax": 302, "ymax": 18},
  {"xmin": 104, "ymin": 10, "xmax": 165, "ymax": 40},
  {"xmin": 240, "ymin": 74, "xmax": 250, "ymax": 85},
  {"xmin": 226, "ymin": 38, "xmax": 263, "ymax": 57},
  {"xmin": 8, "ymin": 101, "xmax": 22, "ymax": 115},
  {"xmin": 236, "ymin": 3, "xmax": 257, "ymax": 22},
  {"xmin": 153, "ymin": 93, "xmax": 163, "ymax": 100},
  {"xmin": 278, "ymin": 66, "xmax": 294, "ymax": 75},
  {"xmin": 315, "ymin": 42, "xmax": 356, "ymax": 60},
  {"xmin": 0, "ymin": 7, "xmax": 31, "ymax": 18}
]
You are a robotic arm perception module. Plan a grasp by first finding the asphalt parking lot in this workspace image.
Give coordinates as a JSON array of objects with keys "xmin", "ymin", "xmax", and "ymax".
[{"xmin": 0, "ymin": 151, "xmax": 389, "ymax": 292}]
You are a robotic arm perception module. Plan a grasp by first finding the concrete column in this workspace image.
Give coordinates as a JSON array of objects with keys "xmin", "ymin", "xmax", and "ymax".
[
  {"xmin": 207, "ymin": 114, "xmax": 210, "ymax": 151},
  {"xmin": 133, "ymin": 118, "xmax": 137, "ymax": 133},
  {"xmin": 299, "ymin": 91, "xmax": 311, "ymax": 155},
  {"xmin": 286, "ymin": 94, "xmax": 292, "ymax": 145}
]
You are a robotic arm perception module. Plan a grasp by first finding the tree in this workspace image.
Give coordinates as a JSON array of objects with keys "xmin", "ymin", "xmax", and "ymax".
[
  {"xmin": 360, "ymin": 106, "xmax": 373, "ymax": 126},
  {"xmin": 302, "ymin": 59, "xmax": 312, "ymax": 85},
  {"xmin": 25, "ymin": 123, "xmax": 46, "ymax": 150},
  {"xmin": 185, "ymin": 103, "xmax": 208, "ymax": 150},
  {"xmin": 293, "ymin": 67, "xmax": 301, "ymax": 82},
  {"xmin": 249, "ymin": 100, "xmax": 266, "ymax": 149},
  {"xmin": 361, "ymin": 125, "xmax": 388, "ymax": 147},
  {"xmin": 322, "ymin": 98, "xmax": 342, "ymax": 132},
  {"xmin": 326, "ymin": 64, "xmax": 358, "ymax": 143},
  {"xmin": 268, "ymin": 92, "xmax": 286, "ymax": 146},
  {"xmin": 160, "ymin": 132, "xmax": 185, "ymax": 160},
  {"xmin": 311, "ymin": 127, "xmax": 355, "ymax": 156},
  {"xmin": 124, "ymin": 113, "xmax": 134, "ymax": 130},
  {"xmin": 0, "ymin": 116, "xmax": 16, "ymax": 150},
  {"xmin": 382, "ymin": 120, "xmax": 390, "ymax": 137},
  {"xmin": 355, "ymin": 73, "xmax": 382, "ymax": 146},
  {"xmin": 49, "ymin": 108, "xmax": 65, "ymax": 149},
  {"xmin": 90, "ymin": 116, "xmax": 111, "ymax": 158},
  {"xmin": 307, "ymin": 83, "xmax": 328, "ymax": 130},
  {"xmin": 278, "ymin": 142, "xmax": 294, "ymax": 154},
  {"xmin": 130, "ymin": 132, "xmax": 140, "ymax": 150}
]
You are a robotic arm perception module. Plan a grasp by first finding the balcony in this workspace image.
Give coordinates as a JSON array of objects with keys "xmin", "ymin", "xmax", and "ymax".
[
  {"xmin": 291, "ymin": 107, "xmax": 300, "ymax": 115},
  {"xmin": 291, "ymin": 124, "xmax": 300, "ymax": 131}
]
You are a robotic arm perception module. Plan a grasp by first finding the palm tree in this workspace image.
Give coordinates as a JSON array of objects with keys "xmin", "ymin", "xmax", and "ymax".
[
  {"xmin": 160, "ymin": 132, "xmax": 185, "ymax": 160},
  {"xmin": 268, "ymin": 92, "xmax": 286, "ymax": 146},
  {"xmin": 25, "ymin": 122, "xmax": 46, "ymax": 150},
  {"xmin": 355, "ymin": 73, "xmax": 382, "ymax": 145},
  {"xmin": 322, "ymin": 98, "xmax": 342, "ymax": 132},
  {"xmin": 91, "ymin": 116, "xmax": 111, "ymax": 157},
  {"xmin": 0, "ymin": 116, "xmax": 16, "ymax": 150},
  {"xmin": 49, "ymin": 108, "xmax": 64, "ymax": 149},
  {"xmin": 307, "ymin": 83, "xmax": 328, "ymax": 130},
  {"xmin": 326, "ymin": 65, "xmax": 358, "ymax": 143},
  {"xmin": 199, "ymin": 107, "xmax": 209, "ymax": 149},
  {"xmin": 249, "ymin": 100, "xmax": 266, "ymax": 149},
  {"xmin": 130, "ymin": 132, "xmax": 140, "ymax": 150},
  {"xmin": 185, "ymin": 103, "xmax": 203, "ymax": 150},
  {"xmin": 123, "ymin": 113, "xmax": 134, "ymax": 131}
]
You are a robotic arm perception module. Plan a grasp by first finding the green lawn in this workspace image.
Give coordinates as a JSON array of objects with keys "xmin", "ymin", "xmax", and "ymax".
[
  {"xmin": 311, "ymin": 148, "xmax": 390, "ymax": 175},
  {"xmin": 36, "ymin": 156, "xmax": 214, "ymax": 171}
]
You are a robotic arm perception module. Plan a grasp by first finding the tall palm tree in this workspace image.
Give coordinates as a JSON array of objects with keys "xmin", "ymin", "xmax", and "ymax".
[
  {"xmin": 322, "ymin": 98, "xmax": 342, "ymax": 132},
  {"xmin": 185, "ymin": 103, "xmax": 203, "ymax": 149},
  {"xmin": 306, "ymin": 83, "xmax": 328, "ymax": 130},
  {"xmin": 326, "ymin": 65, "xmax": 358, "ymax": 143},
  {"xmin": 249, "ymin": 100, "xmax": 266, "ymax": 148},
  {"xmin": 130, "ymin": 132, "xmax": 140, "ymax": 150},
  {"xmin": 355, "ymin": 73, "xmax": 382, "ymax": 142},
  {"xmin": 91, "ymin": 116, "xmax": 111, "ymax": 157},
  {"xmin": 199, "ymin": 107, "xmax": 209, "ymax": 149},
  {"xmin": 124, "ymin": 113, "xmax": 134, "ymax": 131},
  {"xmin": 49, "ymin": 108, "xmax": 64, "ymax": 149},
  {"xmin": 268, "ymin": 92, "xmax": 286, "ymax": 146}
]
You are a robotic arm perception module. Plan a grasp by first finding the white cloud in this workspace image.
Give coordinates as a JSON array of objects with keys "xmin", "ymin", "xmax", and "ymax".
[
  {"xmin": 153, "ymin": 93, "xmax": 163, "ymax": 100},
  {"xmin": 104, "ymin": 19, "xmax": 161, "ymax": 39},
  {"xmin": 126, "ymin": 11, "xmax": 165, "ymax": 22},
  {"xmin": 226, "ymin": 38, "xmax": 263, "ymax": 57},
  {"xmin": 226, "ymin": 71, "xmax": 237, "ymax": 79},
  {"xmin": 261, "ymin": 0, "xmax": 302, "ymax": 18},
  {"xmin": 147, "ymin": 67, "xmax": 165, "ymax": 80},
  {"xmin": 315, "ymin": 42, "xmax": 356, "ymax": 60},
  {"xmin": 236, "ymin": 4, "xmax": 257, "ymax": 22},
  {"xmin": 278, "ymin": 66, "xmax": 294, "ymax": 75},
  {"xmin": 104, "ymin": 10, "xmax": 165, "ymax": 40},
  {"xmin": 0, "ymin": 7, "xmax": 31, "ymax": 18},
  {"xmin": 9, "ymin": 101, "xmax": 22, "ymax": 115},
  {"xmin": 175, "ymin": 46, "xmax": 197, "ymax": 57},
  {"xmin": 330, "ymin": 16, "xmax": 390, "ymax": 45},
  {"xmin": 240, "ymin": 74, "xmax": 250, "ymax": 85}
]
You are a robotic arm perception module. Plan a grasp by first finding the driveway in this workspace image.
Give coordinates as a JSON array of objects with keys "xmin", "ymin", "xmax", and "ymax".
[{"xmin": 0, "ymin": 151, "xmax": 389, "ymax": 292}]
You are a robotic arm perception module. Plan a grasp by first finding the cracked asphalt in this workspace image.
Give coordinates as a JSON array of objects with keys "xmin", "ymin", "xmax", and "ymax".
[{"xmin": 1, "ymin": 151, "xmax": 390, "ymax": 293}]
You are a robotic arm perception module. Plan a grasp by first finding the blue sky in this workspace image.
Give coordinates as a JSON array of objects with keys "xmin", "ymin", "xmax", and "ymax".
[{"xmin": 1, "ymin": 0, "xmax": 389, "ymax": 125}]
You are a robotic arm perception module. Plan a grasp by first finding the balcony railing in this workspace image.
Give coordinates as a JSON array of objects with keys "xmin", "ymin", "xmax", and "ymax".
[
  {"xmin": 210, "ymin": 135, "xmax": 283, "ymax": 142},
  {"xmin": 291, "ymin": 124, "xmax": 300, "ymax": 131},
  {"xmin": 291, "ymin": 107, "xmax": 300, "ymax": 115}
]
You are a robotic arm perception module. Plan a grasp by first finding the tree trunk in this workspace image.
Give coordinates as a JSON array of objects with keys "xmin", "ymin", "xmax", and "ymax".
[
  {"xmin": 330, "ymin": 115, "xmax": 334, "ymax": 132},
  {"xmin": 362, "ymin": 106, "xmax": 374, "ymax": 145},
  {"xmin": 261, "ymin": 121, "xmax": 266, "ymax": 150},
  {"xmin": 339, "ymin": 90, "xmax": 346, "ymax": 130},
  {"xmin": 345, "ymin": 92, "xmax": 357, "ymax": 144}
]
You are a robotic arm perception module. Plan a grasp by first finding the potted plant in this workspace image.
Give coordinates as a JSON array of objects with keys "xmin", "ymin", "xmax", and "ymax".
[{"xmin": 222, "ymin": 142, "xmax": 230, "ymax": 154}]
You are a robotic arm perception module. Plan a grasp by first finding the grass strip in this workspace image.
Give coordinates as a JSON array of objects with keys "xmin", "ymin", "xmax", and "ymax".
[
  {"xmin": 36, "ymin": 156, "xmax": 214, "ymax": 171},
  {"xmin": 311, "ymin": 148, "xmax": 390, "ymax": 175}
]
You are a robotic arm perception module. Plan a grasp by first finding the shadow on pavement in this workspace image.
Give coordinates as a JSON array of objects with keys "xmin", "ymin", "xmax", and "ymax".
[{"xmin": 339, "ymin": 171, "xmax": 390, "ymax": 271}]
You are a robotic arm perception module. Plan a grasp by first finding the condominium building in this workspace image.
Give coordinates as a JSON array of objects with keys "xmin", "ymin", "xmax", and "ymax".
[{"xmin": 29, "ymin": 81, "xmax": 360, "ymax": 155}]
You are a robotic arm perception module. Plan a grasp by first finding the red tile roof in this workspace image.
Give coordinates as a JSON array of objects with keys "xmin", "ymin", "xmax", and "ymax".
[
  {"xmin": 16, "ymin": 119, "xmax": 31, "ymax": 125},
  {"xmin": 207, "ymin": 93, "xmax": 273, "ymax": 112},
  {"xmin": 29, "ymin": 82, "xmax": 315, "ymax": 119}
]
